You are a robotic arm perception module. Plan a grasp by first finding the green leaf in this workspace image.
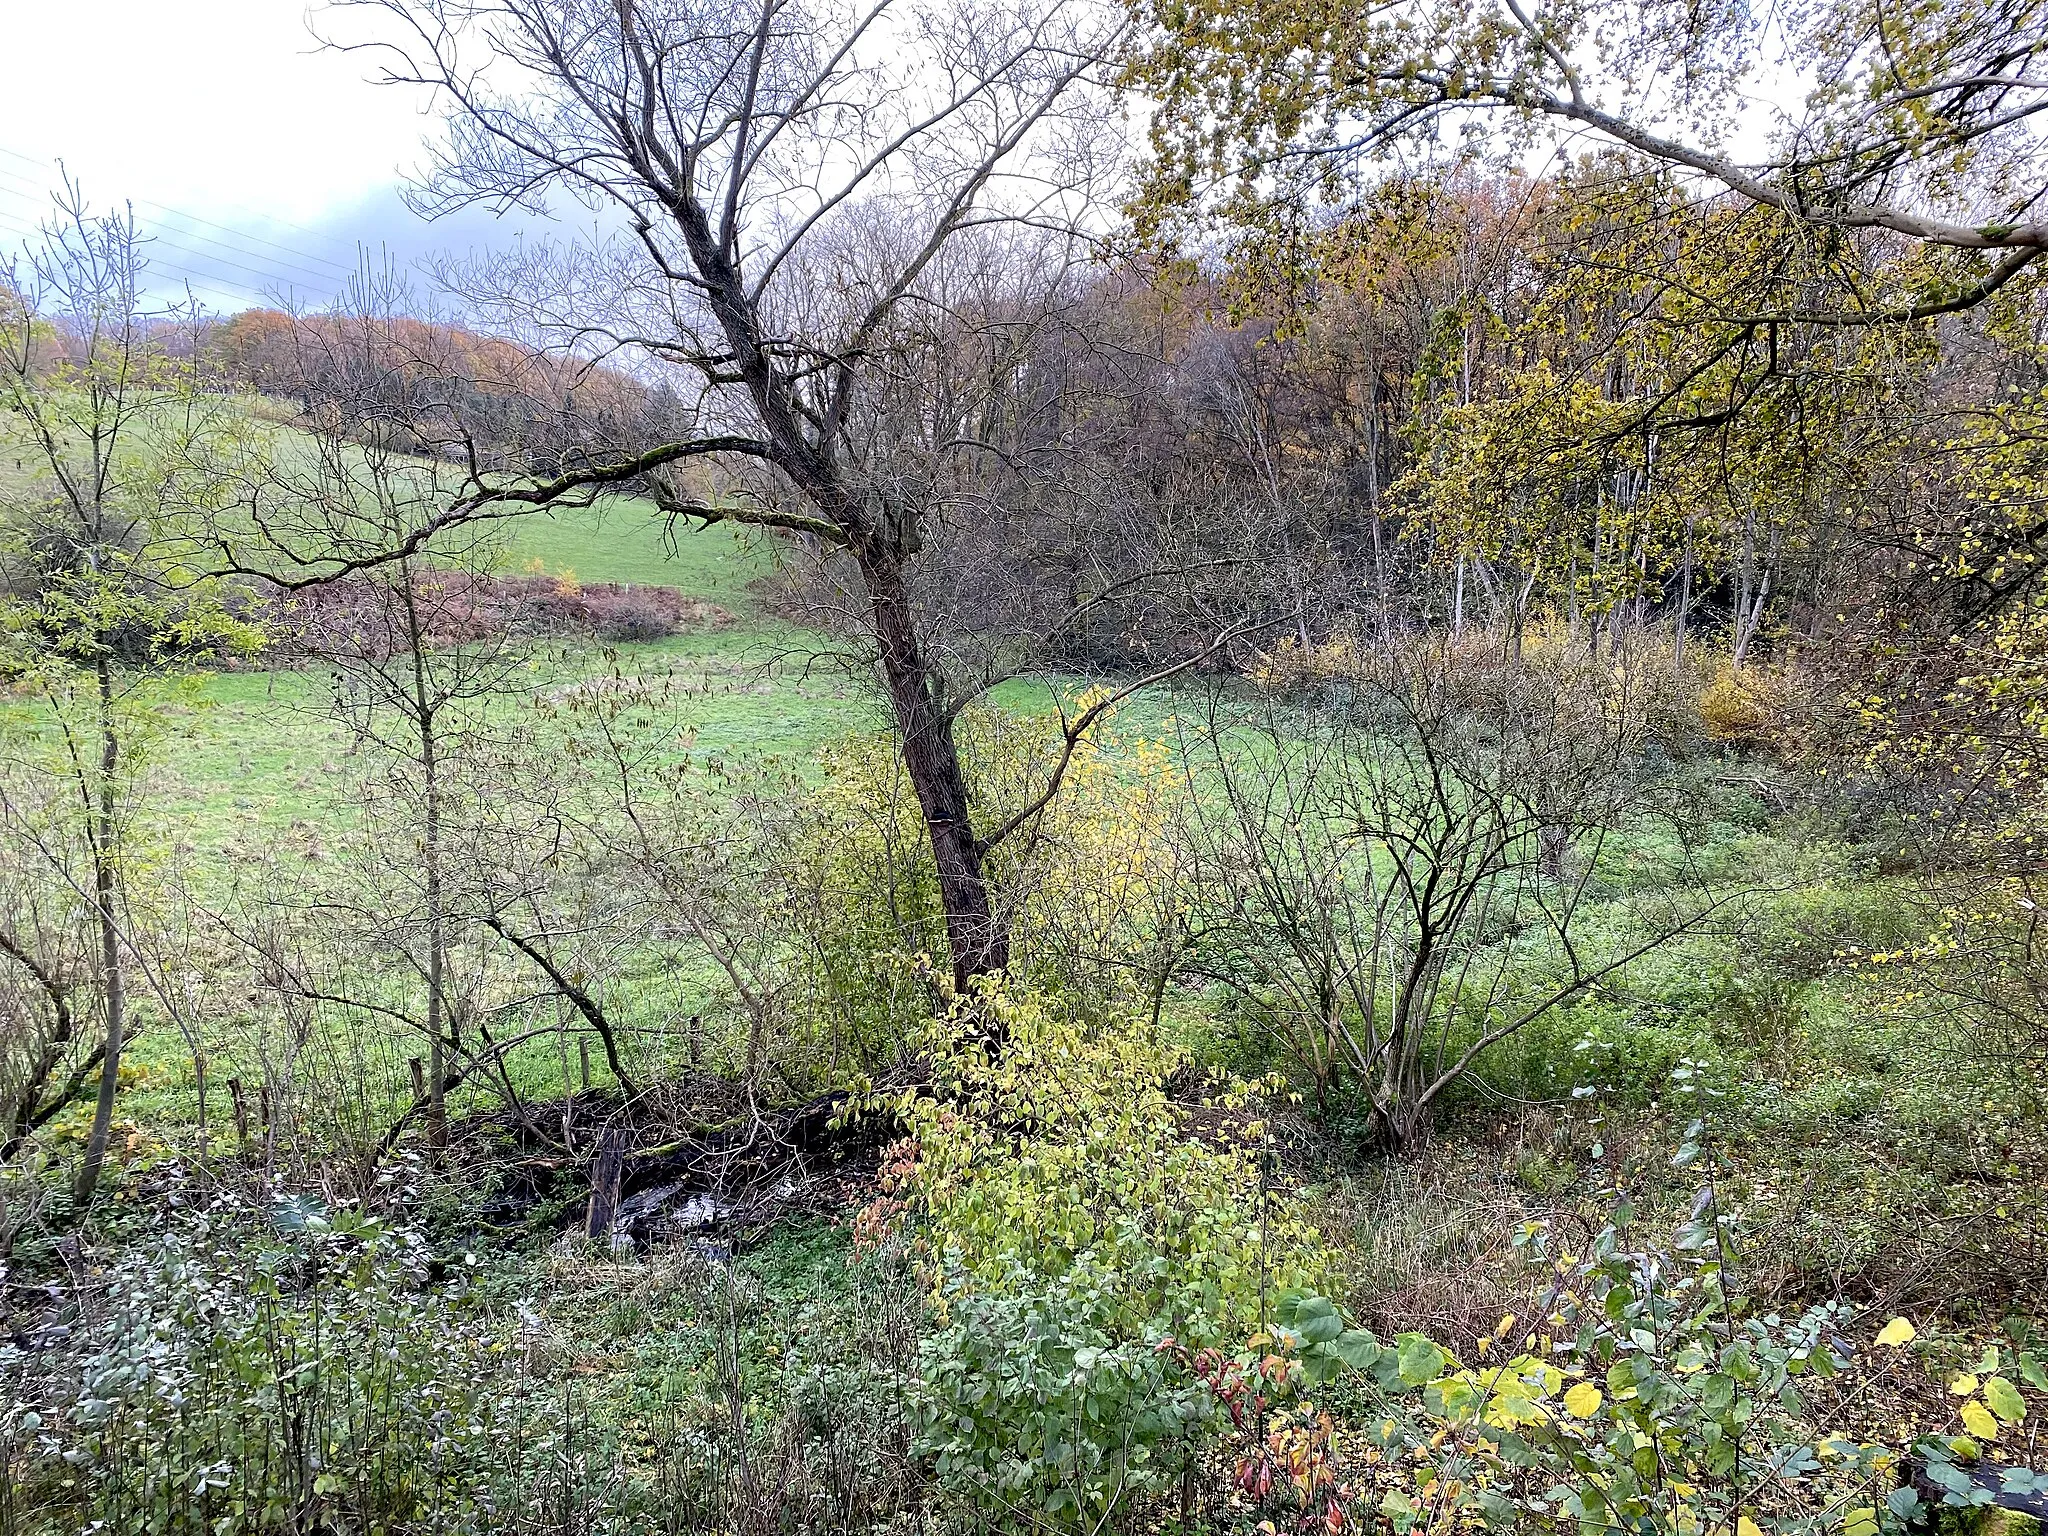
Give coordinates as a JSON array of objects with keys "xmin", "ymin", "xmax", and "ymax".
[
  {"xmin": 1700, "ymin": 1373, "xmax": 1736, "ymax": 1414},
  {"xmin": 1396, "ymin": 1333, "xmax": 1447, "ymax": 1387},
  {"xmin": 1296, "ymin": 1300, "xmax": 1344, "ymax": 1344},
  {"xmin": 1435, "ymin": 1376, "xmax": 1477, "ymax": 1421},
  {"xmin": 1325, "ymin": 1329, "xmax": 1383, "ymax": 1371},
  {"xmin": 1982, "ymin": 1377, "xmax": 2026, "ymax": 1425}
]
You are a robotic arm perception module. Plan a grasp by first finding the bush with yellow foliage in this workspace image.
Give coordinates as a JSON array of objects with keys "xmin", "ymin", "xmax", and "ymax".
[{"xmin": 871, "ymin": 979, "xmax": 1327, "ymax": 1529}]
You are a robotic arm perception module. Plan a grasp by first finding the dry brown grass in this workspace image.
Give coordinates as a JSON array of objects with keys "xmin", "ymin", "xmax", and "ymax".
[{"xmin": 1311, "ymin": 1108, "xmax": 1683, "ymax": 1354}]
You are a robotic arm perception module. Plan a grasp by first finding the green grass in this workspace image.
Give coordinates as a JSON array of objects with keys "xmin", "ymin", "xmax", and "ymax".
[
  {"xmin": 495, "ymin": 497, "xmax": 770, "ymax": 606},
  {"xmin": 159, "ymin": 641, "xmax": 876, "ymax": 840},
  {"xmin": 142, "ymin": 499, "xmax": 879, "ymax": 841}
]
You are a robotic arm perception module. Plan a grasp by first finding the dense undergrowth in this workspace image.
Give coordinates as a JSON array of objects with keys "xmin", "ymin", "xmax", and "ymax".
[{"xmin": 2, "ymin": 618, "xmax": 2044, "ymax": 1535}]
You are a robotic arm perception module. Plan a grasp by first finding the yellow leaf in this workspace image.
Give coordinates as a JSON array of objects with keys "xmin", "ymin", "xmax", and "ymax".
[
  {"xmin": 1738, "ymin": 1517, "xmax": 1764, "ymax": 1536},
  {"xmin": 1563, "ymin": 1382, "xmax": 1603, "ymax": 1418},
  {"xmin": 1874, "ymin": 1317, "xmax": 1916, "ymax": 1348},
  {"xmin": 1960, "ymin": 1401, "xmax": 2000, "ymax": 1441},
  {"xmin": 1950, "ymin": 1373, "xmax": 1980, "ymax": 1396}
]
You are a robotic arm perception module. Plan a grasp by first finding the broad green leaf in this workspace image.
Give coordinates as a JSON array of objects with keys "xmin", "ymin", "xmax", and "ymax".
[
  {"xmin": 1396, "ymin": 1333, "xmax": 1447, "ymax": 1387},
  {"xmin": 1700, "ymin": 1373, "xmax": 1736, "ymax": 1414},
  {"xmin": 1298, "ymin": 1308, "xmax": 1343, "ymax": 1345},
  {"xmin": 1983, "ymin": 1377, "xmax": 2026, "ymax": 1425},
  {"xmin": 1325, "ymin": 1330, "xmax": 1382, "ymax": 1371}
]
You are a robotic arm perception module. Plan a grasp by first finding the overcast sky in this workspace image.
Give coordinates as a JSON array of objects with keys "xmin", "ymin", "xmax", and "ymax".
[
  {"xmin": 0, "ymin": 0, "xmax": 1820, "ymax": 323},
  {"xmin": 0, "ymin": 0, "xmax": 543, "ymax": 314}
]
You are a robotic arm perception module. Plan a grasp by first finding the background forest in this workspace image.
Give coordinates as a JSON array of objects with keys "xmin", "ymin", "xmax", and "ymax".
[{"xmin": 0, "ymin": 0, "xmax": 2045, "ymax": 1531}]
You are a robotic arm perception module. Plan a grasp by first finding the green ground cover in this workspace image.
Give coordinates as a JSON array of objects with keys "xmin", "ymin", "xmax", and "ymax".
[
  {"xmin": 30, "ymin": 476, "xmax": 2028, "ymax": 1366},
  {"xmin": 152, "ymin": 510, "xmax": 876, "ymax": 835}
]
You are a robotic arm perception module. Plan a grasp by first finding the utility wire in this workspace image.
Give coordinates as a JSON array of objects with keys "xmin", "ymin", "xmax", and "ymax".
[
  {"xmin": 0, "ymin": 190, "xmax": 331, "ymax": 292},
  {"xmin": 0, "ymin": 207, "xmax": 309, "ymax": 304},
  {"xmin": 0, "ymin": 173, "xmax": 344, "ymax": 286},
  {"xmin": 0, "ymin": 144, "xmax": 360, "ymax": 262},
  {"xmin": 0, "ymin": 144, "xmax": 360, "ymax": 297}
]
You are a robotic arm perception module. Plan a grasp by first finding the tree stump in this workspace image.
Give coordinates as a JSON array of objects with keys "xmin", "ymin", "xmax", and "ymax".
[{"xmin": 585, "ymin": 1126, "xmax": 626, "ymax": 1242}]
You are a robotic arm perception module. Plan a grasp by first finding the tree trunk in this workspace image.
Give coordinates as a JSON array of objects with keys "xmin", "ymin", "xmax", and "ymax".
[
  {"xmin": 75, "ymin": 659, "xmax": 125, "ymax": 1209},
  {"xmin": 1674, "ymin": 514, "xmax": 1695, "ymax": 669},
  {"xmin": 585, "ymin": 1125, "xmax": 626, "ymax": 1242},
  {"xmin": 859, "ymin": 548, "xmax": 1007, "ymax": 994},
  {"xmin": 1366, "ymin": 380, "xmax": 1392, "ymax": 641},
  {"xmin": 405, "ymin": 574, "xmax": 450, "ymax": 1151}
]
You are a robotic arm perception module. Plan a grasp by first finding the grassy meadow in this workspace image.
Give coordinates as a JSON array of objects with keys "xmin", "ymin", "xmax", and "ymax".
[
  {"xmin": 6, "ymin": 432, "xmax": 2042, "ymax": 1536},
  {"xmin": 153, "ymin": 508, "xmax": 871, "ymax": 832}
]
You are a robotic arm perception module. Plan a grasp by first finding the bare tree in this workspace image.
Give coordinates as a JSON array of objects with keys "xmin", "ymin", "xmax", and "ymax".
[
  {"xmin": 251, "ymin": 297, "xmax": 550, "ymax": 1149},
  {"xmin": 0, "ymin": 188, "xmax": 261, "ymax": 1207},
  {"xmin": 316, "ymin": 0, "xmax": 1129, "ymax": 992},
  {"xmin": 0, "ymin": 778, "xmax": 99, "ymax": 1168}
]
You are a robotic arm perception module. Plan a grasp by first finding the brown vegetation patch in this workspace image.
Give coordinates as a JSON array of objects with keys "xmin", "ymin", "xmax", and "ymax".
[{"xmin": 268, "ymin": 570, "xmax": 732, "ymax": 658}]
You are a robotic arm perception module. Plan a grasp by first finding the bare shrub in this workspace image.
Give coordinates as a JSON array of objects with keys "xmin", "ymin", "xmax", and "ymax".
[{"xmin": 1176, "ymin": 633, "xmax": 1738, "ymax": 1147}]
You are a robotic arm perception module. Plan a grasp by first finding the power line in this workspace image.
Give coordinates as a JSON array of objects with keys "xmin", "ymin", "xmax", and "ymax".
[
  {"xmin": 0, "ymin": 207, "xmax": 310, "ymax": 305},
  {"xmin": 0, "ymin": 214, "xmax": 299, "ymax": 301},
  {"xmin": 0, "ymin": 182, "xmax": 338, "ymax": 292},
  {"xmin": 0, "ymin": 168, "xmax": 346, "ymax": 289},
  {"xmin": 0, "ymin": 144, "xmax": 362, "ymax": 284},
  {"xmin": 137, "ymin": 203, "xmax": 355, "ymax": 276},
  {"xmin": 0, "ymin": 142, "xmax": 363, "ymax": 257}
]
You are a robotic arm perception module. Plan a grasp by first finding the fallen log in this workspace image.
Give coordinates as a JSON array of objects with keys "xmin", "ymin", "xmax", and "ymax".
[
  {"xmin": 586, "ymin": 1088, "xmax": 894, "ymax": 1252},
  {"xmin": 1910, "ymin": 1454, "xmax": 2048, "ymax": 1529}
]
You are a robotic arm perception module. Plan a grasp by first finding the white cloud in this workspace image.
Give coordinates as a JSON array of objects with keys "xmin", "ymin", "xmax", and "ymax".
[
  {"xmin": 0, "ymin": 0, "xmax": 552, "ymax": 311},
  {"xmin": 1, "ymin": 0, "xmax": 431, "ymax": 222}
]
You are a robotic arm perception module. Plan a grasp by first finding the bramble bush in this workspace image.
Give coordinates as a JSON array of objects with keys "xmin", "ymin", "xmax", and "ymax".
[
  {"xmin": 1177, "ymin": 1127, "xmax": 2046, "ymax": 1536},
  {"xmin": 0, "ymin": 1194, "xmax": 634, "ymax": 1535},
  {"xmin": 917, "ymin": 1255, "xmax": 1216, "ymax": 1529}
]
